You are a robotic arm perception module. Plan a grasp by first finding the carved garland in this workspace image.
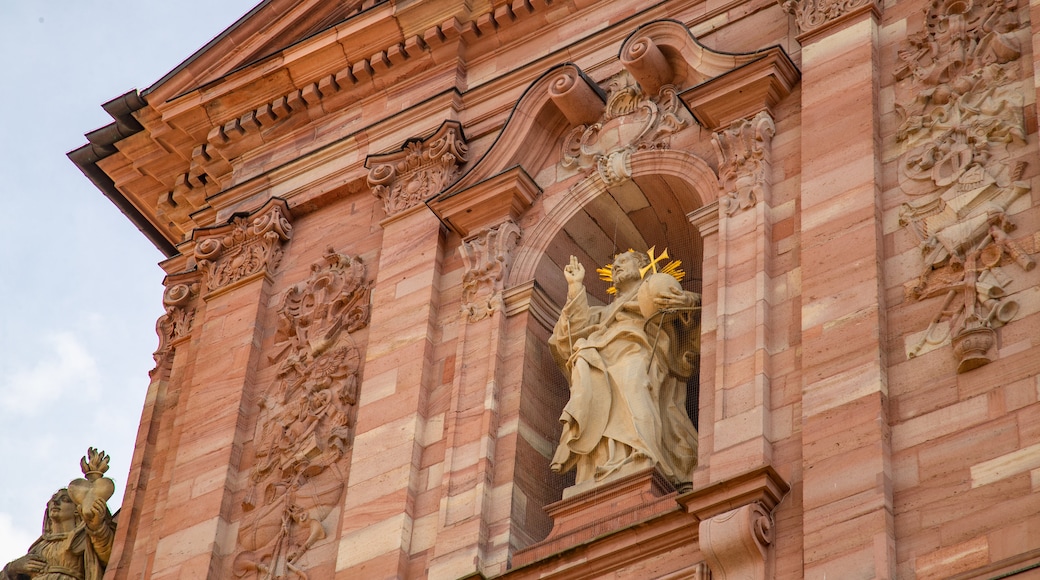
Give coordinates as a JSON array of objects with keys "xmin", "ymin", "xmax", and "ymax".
[
  {"xmin": 366, "ymin": 123, "xmax": 469, "ymax": 217},
  {"xmin": 713, "ymin": 112, "xmax": 776, "ymax": 216},
  {"xmin": 194, "ymin": 203, "xmax": 293, "ymax": 295},
  {"xmin": 894, "ymin": 0, "xmax": 1034, "ymax": 372},
  {"xmin": 560, "ymin": 72, "xmax": 690, "ymax": 186},
  {"xmin": 235, "ymin": 247, "xmax": 371, "ymax": 578},
  {"xmin": 460, "ymin": 221, "xmax": 522, "ymax": 322}
]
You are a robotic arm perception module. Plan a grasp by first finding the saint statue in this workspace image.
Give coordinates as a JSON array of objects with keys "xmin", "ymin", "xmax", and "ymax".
[
  {"xmin": 549, "ymin": 250, "xmax": 700, "ymax": 491},
  {"xmin": 2, "ymin": 449, "xmax": 117, "ymax": 580}
]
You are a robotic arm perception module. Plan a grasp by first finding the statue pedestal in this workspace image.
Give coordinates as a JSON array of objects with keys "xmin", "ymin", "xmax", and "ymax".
[{"xmin": 511, "ymin": 467, "xmax": 678, "ymax": 567}]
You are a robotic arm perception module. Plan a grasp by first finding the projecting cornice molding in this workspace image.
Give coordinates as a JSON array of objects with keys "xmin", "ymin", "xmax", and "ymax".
[{"xmin": 69, "ymin": 0, "xmax": 558, "ymax": 257}]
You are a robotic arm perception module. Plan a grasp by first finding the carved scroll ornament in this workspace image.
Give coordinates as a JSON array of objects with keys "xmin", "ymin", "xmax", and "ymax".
[
  {"xmin": 195, "ymin": 202, "xmax": 293, "ymax": 295},
  {"xmin": 699, "ymin": 503, "xmax": 774, "ymax": 580},
  {"xmin": 561, "ymin": 72, "xmax": 690, "ymax": 186},
  {"xmin": 152, "ymin": 277, "xmax": 200, "ymax": 376},
  {"xmin": 460, "ymin": 221, "xmax": 522, "ymax": 322},
  {"xmin": 235, "ymin": 248, "xmax": 371, "ymax": 578},
  {"xmin": 367, "ymin": 122, "xmax": 469, "ymax": 217},
  {"xmin": 895, "ymin": 0, "xmax": 1034, "ymax": 372},
  {"xmin": 713, "ymin": 112, "xmax": 775, "ymax": 216}
]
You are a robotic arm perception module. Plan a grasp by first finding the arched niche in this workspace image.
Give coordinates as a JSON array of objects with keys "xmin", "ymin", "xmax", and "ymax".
[{"xmin": 505, "ymin": 148, "xmax": 721, "ymax": 548}]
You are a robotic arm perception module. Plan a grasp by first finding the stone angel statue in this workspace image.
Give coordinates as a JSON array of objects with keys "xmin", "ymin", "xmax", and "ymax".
[{"xmin": 2, "ymin": 448, "xmax": 117, "ymax": 580}]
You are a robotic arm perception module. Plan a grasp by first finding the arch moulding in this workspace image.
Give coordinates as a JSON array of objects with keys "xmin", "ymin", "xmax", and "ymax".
[{"xmin": 508, "ymin": 148, "xmax": 722, "ymax": 288}]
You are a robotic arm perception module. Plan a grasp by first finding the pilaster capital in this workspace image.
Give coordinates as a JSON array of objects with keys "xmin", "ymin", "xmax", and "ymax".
[
  {"xmin": 460, "ymin": 221, "xmax": 522, "ymax": 322},
  {"xmin": 152, "ymin": 269, "xmax": 203, "ymax": 377},
  {"xmin": 713, "ymin": 112, "xmax": 776, "ymax": 216},
  {"xmin": 366, "ymin": 120, "xmax": 469, "ymax": 218},
  {"xmin": 191, "ymin": 197, "xmax": 293, "ymax": 296},
  {"xmin": 780, "ymin": 0, "xmax": 881, "ymax": 43}
]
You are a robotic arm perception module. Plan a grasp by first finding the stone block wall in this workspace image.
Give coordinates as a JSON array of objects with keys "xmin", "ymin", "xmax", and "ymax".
[{"xmin": 70, "ymin": 0, "xmax": 1040, "ymax": 578}]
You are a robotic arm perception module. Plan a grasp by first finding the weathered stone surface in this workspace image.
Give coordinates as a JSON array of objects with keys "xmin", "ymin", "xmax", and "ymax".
[{"xmin": 67, "ymin": 0, "xmax": 1040, "ymax": 578}]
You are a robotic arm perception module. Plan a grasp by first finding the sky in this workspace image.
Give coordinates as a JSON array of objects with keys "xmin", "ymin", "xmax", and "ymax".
[{"xmin": 0, "ymin": 0, "xmax": 259, "ymax": 562}]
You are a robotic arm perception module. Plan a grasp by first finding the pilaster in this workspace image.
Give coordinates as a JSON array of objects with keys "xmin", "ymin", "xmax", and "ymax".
[
  {"xmin": 334, "ymin": 130, "xmax": 461, "ymax": 578},
  {"xmin": 426, "ymin": 167, "xmax": 537, "ymax": 578},
  {"xmin": 680, "ymin": 49, "xmax": 799, "ymax": 483},
  {"xmin": 150, "ymin": 198, "xmax": 292, "ymax": 578},
  {"xmin": 790, "ymin": 5, "xmax": 896, "ymax": 577}
]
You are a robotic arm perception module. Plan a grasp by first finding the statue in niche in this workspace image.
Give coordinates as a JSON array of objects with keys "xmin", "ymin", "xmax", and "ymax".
[
  {"xmin": 2, "ymin": 448, "xmax": 117, "ymax": 580},
  {"xmin": 549, "ymin": 249, "xmax": 700, "ymax": 492}
]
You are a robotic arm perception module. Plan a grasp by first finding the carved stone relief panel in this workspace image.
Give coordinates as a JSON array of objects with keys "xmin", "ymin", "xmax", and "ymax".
[
  {"xmin": 894, "ymin": 0, "xmax": 1034, "ymax": 372},
  {"xmin": 194, "ymin": 202, "xmax": 293, "ymax": 295},
  {"xmin": 366, "ymin": 121, "xmax": 469, "ymax": 218},
  {"xmin": 152, "ymin": 274, "xmax": 201, "ymax": 377},
  {"xmin": 234, "ymin": 247, "xmax": 371, "ymax": 578},
  {"xmin": 712, "ymin": 111, "xmax": 776, "ymax": 216},
  {"xmin": 560, "ymin": 72, "xmax": 691, "ymax": 186},
  {"xmin": 460, "ymin": 221, "xmax": 522, "ymax": 322}
]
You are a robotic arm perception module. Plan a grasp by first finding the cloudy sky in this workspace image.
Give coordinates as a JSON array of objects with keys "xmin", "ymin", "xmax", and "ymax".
[{"xmin": 0, "ymin": 0, "xmax": 258, "ymax": 562}]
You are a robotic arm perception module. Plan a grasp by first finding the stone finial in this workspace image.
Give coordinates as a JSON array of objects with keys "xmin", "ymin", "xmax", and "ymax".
[
  {"xmin": 366, "ymin": 121, "xmax": 469, "ymax": 218},
  {"xmin": 712, "ymin": 111, "xmax": 776, "ymax": 215}
]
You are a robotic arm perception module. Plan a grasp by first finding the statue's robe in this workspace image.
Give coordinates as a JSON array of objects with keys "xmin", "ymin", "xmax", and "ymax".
[{"xmin": 549, "ymin": 280, "xmax": 698, "ymax": 486}]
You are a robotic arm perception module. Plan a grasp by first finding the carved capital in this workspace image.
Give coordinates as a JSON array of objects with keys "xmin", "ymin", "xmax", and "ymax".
[
  {"xmin": 699, "ymin": 503, "xmax": 774, "ymax": 580},
  {"xmin": 780, "ymin": 0, "xmax": 879, "ymax": 40},
  {"xmin": 713, "ymin": 112, "xmax": 775, "ymax": 216},
  {"xmin": 192, "ymin": 199, "xmax": 293, "ymax": 296},
  {"xmin": 460, "ymin": 221, "xmax": 522, "ymax": 322},
  {"xmin": 366, "ymin": 121, "xmax": 469, "ymax": 218},
  {"xmin": 152, "ymin": 272, "xmax": 201, "ymax": 376}
]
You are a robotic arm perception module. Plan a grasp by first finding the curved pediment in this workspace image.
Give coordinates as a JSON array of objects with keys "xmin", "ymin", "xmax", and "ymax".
[
  {"xmin": 434, "ymin": 20, "xmax": 797, "ymax": 227},
  {"xmin": 435, "ymin": 63, "xmax": 606, "ymax": 202}
]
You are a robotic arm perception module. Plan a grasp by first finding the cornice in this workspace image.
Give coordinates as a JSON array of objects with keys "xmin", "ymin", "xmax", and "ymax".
[{"xmin": 71, "ymin": 0, "xmax": 791, "ymax": 258}]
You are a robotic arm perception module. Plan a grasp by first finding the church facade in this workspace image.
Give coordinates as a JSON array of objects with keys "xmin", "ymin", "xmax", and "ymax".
[{"xmin": 68, "ymin": 0, "xmax": 1040, "ymax": 577}]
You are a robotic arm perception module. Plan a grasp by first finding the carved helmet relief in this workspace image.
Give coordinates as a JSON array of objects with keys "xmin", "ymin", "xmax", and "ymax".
[
  {"xmin": 235, "ymin": 247, "xmax": 371, "ymax": 579},
  {"xmin": 894, "ymin": 0, "xmax": 1034, "ymax": 372}
]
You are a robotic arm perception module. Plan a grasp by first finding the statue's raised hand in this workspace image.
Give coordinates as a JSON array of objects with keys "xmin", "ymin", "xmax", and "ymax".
[{"xmin": 564, "ymin": 256, "xmax": 585, "ymax": 297}]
